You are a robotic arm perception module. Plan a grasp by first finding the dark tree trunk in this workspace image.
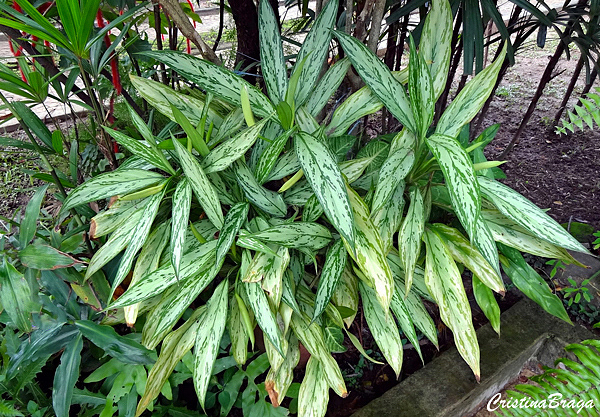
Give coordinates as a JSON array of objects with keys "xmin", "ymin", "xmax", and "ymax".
[{"xmin": 229, "ymin": 0, "xmax": 261, "ymax": 81}]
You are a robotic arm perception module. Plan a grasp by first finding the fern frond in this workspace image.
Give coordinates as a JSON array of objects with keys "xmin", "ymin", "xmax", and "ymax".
[
  {"xmin": 495, "ymin": 339, "xmax": 600, "ymax": 416},
  {"xmin": 556, "ymin": 87, "xmax": 600, "ymax": 135},
  {"xmin": 0, "ymin": 400, "xmax": 24, "ymax": 417}
]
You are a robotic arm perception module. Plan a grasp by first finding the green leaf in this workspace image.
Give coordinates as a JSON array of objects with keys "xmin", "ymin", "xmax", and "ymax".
[
  {"xmin": 0, "ymin": 259, "xmax": 35, "ymax": 332},
  {"xmin": 194, "ymin": 280, "xmax": 228, "ymax": 410},
  {"xmin": 20, "ymin": 244, "xmax": 81, "ymax": 270},
  {"xmin": 430, "ymin": 223, "xmax": 505, "ymax": 294},
  {"xmin": 255, "ymin": 126, "xmax": 293, "ymax": 184},
  {"xmin": 426, "ymin": 133, "xmax": 480, "ymax": 239},
  {"xmin": 265, "ymin": 336, "xmax": 300, "ymax": 407},
  {"xmin": 326, "ymin": 86, "xmax": 384, "ymax": 137},
  {"xmin": 408, "ymin": 36, "xmax": 434, "ymax": 138},
  {"xmin": 243, "ymin": 281, "xmax": 285, "ymax": 356},
  {"xmin": 245, "ymin": 223, "xmax": 332, "ymax": 251},
  {"xmin": 359, "ymin": 280, "xmax": 403, "ymax": 378},
  {"xmin": 75, "ymin": 320, "xmax": 154, "ymax": 364},
  {"xmin": 173, "ymin": 138, "xmax": 224, "ymax": 228},
  {"xmin": 171, "ymin": 179, "xmax": 192, "ymax": 278},
  {"xmin": 398, "ymin": 187, "xmax": 425, "ymax": 295},
  {"xmin": 292, "ymin": 0, "xmax": 338, "ymax": 106},
  {"xmin": 52, "ymin": 333, "xmax": 83, "ymax": 417},
  {"xmin": 217, "ymin": 203, "xmax": 249, "ymax": 267},
  {"xmin": 330, "ymin": 267, "xmax": 359, "ymax": 328},
  {"xmin": 259, "ymin": 0, "xmax": 288, "ymax": 102},
  {"xmin": 295, "ymin": 132, "xmax": 355, "ymax": 249},
  {"xmin": 234, "ymin": 160, "xmax": 287, "ymax": 217},
  {"xmin": 436, "ymin": 44, "xmax": 507, "ymax": 139},
  {"xmin": 478, "ymin": 177, "xmax": 588, "ymax": 254},
  {"xmin": 305, "ymin": 58, "xmax": 351, "ymax": 117},
  {"xmin": 372, "ymin": 182, "xmax": 405, "ymax": 253},
  {"xmin": 19, "ymin": 184, "xmax": 48, "ymax": 248},
  {"xmin": 144, "ymin": 51, "xmax": 274, "ymax": 118},
  {"xmin": 499, "ymin": 244, "xmax": 571, "ymax": 324},
  {"xmin": 423, "ymin": 228, "xmax": 480, "ymax": 380},
  {"xmin": 298, "ymin": 357, "xmax": 329, "ymax": 417},
  {"xmin": 313, "ymin": 239, "xmax": 347, "ymax": 321},
  {"xmin": 61, "ymin": 169, "xmax": 165, "ymax": 213},
  {"xmin": 372, "ymin": 147, "xmax": 414, "ymax": 214},
  {"xmin": 103, "ymin": 127, "xmax": 175, "ymax": 175},
  {"xmin": 472, "ymin": 276, "xmax": 501, "ymax": 335},
  {"xmin": 389, "ymin": 287, "xmax": 423, "ymax": 362},
  {"xmin": 203, "ymin": 118, "xmax": 269, "ymax": 174},
  {"xmin": 335, "ymin": 31, "xmax": 416, "ymax": 132}
]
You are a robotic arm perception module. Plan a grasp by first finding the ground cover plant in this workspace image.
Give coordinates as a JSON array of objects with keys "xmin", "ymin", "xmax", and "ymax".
[{"xmin": 0, "ymin": 0, "xmax": 596, "ymax": 416}]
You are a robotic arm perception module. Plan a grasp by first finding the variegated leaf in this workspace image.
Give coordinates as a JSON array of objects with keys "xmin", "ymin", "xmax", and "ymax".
[
  {"xmin": 436, "ymin": 44, "xmax": 507, "ymax": 139},
  {"xmin": 390, "ymin": 289, "xmax": 423, "ymax": 362},
  {"xmin": 292, "ymin": 0, "xmax": 338, "ymax": 105},
  {"xmin": 234, "ymin": 160, "xmax": 287, "ymax": 217},
  {"xmin": 303, "ymin": 194, "xmax": 323, "ymax": 223},
  {"xmin": 228, "ymin": 293, "xmax": 250, "ymax": 365},
  {"xmin": 372, "ymin": 182, "xmax": 405, "ymax": 253},
  {"xmin": 245, "ymin": 223, "xmax": 332, "ymax": 251},
  {"xmin": 298, "ymin": 357, "xmax": 329, "ymax": 417},
  {"xmin": 326, "ymin": 86, "xmax": 383, "ymax": 137},
  {"xmin": 258, "ymin": 0, "xmax": 288, "ymax": 102},
  {"xmin": 295, "ymin": 132, "xmax": 355, "ymax": 249},
  {"xmin": 135, "ymin": 308, "xmax": 204, "ymax": 416},
  {"xmin": 216, "ymin": 203, "xmax": 249, "ymax": 267},
  {"xmin": 430, "ymin": 223, "xmax": 504, "ymax": 294},
  {"xmin": 339, "ymin": 156, "xmax": 376, "ymax": 184},
  {"xmin": 90, "ymin": 199, "xmax": 144, "ymax": 239},
  {"xmin": 335, "ymin": 31, "xmax": 416, "ymax": 132},
  {"xmin": 408, "ymin": 36, "xmax": 434, "ymax": 138},
  {"xmin": 359, "ymin": 281, "xmax": 404, "ymax": 378},
  {"xmin": 398, "ymin": 187, "xmax": 425, "ymax": 295},
  {"xmin": 372, "ymin": 147, "xmax": 414, "ymax": 214},
  {"xmin": 262, "ymin": 246, "xmax": 290, "ymax": 310},
  {"xmin": 173, "ymin": 138, "xmax": 224, "ymax": 229},
  {"xmin": 478, "ymin": 177, "xmax": 588, "ymax": 253},
  {"xmin": 420, "ymin": 0, "xmax": 453, "ymax": 99},
  {"xmin": 243, "ymin": 281, "xmax": 285, "ymax": 355},
  {"xmin": 171, "ymin": 179, "xmax": 192, "ymax": 278},
  {"xmin": 143, "ymin": 51, "xmax": 274, "ymax": 117},
  {"xmin": 344, "ymin": 185, "xmax": 394, "ymax": 312},
  {"xmin": 61, "ymin": 169, "xmax": 164, "ymax": 213},
  {"xmin": 194, "ymin": 280, "xmax": 228, "ymax": 409},
  {"xmin": 237, "ymin": 230, "xmax": 279, "ymax": 256},
  {"xmin": 295, "ymin": 106, "xmax": 320, "ymax": 134},
  {"xmin": 472, "ymin": 214, "xmax": 502, "ymax": 277},
  {"xmin": 313, "ymin": 239, "xmax": 347, "ymax": 321},
  {"xmin": 472, "ymin": 276, "xmax": 500, "ymax": 335},
  {"xmin": 266, "ymin": 335, "xmax": 300, "ymax": 407},
  {"xmin": 426, "ymin": 133, "xmax": 480, "ymax": 239},
  {"xmin": 255, "ymin": 127, "xmax": 293, "ymax": 184},
  {"xmin": 423, "ymin": 228, "xmax": 480, "ymax": 380},
  {"xmin": 265, "ymin": 151, "xmax": 302, "ymax": 183},
  {"xmin": 305, "ymin": 58, "xmax": 351, "ymax": 116},
  {"xmin": 202, "ymin": 118, "xmax": 268, "ymax": 174}
]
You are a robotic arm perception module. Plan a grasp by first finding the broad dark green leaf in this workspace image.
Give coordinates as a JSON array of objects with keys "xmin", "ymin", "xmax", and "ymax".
[
  {"xmin": 19, "ymin": 184, "xmax": 48, "ymax": 248},
  {"xmin": 20, "ymin": 244, "xmax": 81, "ymax": 270},
  {"xmin": 0, "ymin": 259, "xmax": 35, "ymax": 332},
  {"xmin": 52, "ymin": 333, "xmax": 83, "ymax": 417}
]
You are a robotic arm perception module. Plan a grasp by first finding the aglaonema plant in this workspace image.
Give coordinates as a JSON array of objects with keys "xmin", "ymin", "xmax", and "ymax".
[{"xmin": 52, "ymin": 0, "xmax": 589, "ymax": 415}]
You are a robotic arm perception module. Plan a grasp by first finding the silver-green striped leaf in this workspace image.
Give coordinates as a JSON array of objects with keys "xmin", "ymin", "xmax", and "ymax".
[
  {"xmin": 478, "ymin": 177, "xmax": 588, "ymax": 254},
  {"xmin": 420, "ymin": 0, "xmax": 453, "ymax": 99},
  {"xmin": 423, "ymin": 228, "xmax": 480, "ymax": 380},
  {"xmin": 110, "ymin": 239, "xmax": 218, "ymax": 309},
  {"xmin": 202, "ymin": 118, "xmax": 268, "ymax": 174},
  {"xmin": 103, "ymin": 127, "xmax": 175, "ymax": 175},
  {"xmin": 258, "ymin": 0, "xmax": 288, "ymax": 102},
  {"xmin": 295, "ymin": 132, "xmax": 355, "ymax": 249},
  {"xmin": 61, "ymin": 169, "xmax": 164, "ymax": 213},
  {"xmin": 344, "ymin": 185, "xmax": 394, "ymax": 312},
  {"xmin": 234, "ymin": 160, "xmax": 287, "ymax": 217},
  {"xmin": 408, "ymin": 36, "xmax": 435, "ymax": 138},
  {"xmin": 359, "ymin": 280, "xmax": 404, "ymax": 378},
  {"xmin": 89, "ymin": 199, "xmax": 147, "ymax": 239},
  {"xmin": 331, "ymin": 267, "xmax": 359, "ymax": 328},
  {"xmin": 335, "ymin": 31, "xmax": 416, "ymax": 132},
  {"xmin": 265, "ymin": 151, "xmax": 302, "ymax": 183},
  {"xmin": 339, "ymin": 156, "xmax": 376, "ymax": 184},
  {"xmin": 243, "ymin": 281, "xmax": 285, "ymax": 355},
  {"xmin": 435, "ymin": 44, "xmax": 507, "ymax": 139},
  {"xmin": 430, "ymin": 223, "xmax": 505, "ymax": 294},
  {"xmin": 313, "ymin": 239, "xmax": 347, "ymax": 321},
  {"xmin": 130, "ymin": 75, "xmax": 224, "ymax": 128},
  {"xmin": 111, "ymin": 187, "xmax": 166, "ymax": 296},
  {"xmin": 171, "ymin": 179, "xmax": 192, "ymax": 278},
  {"xmin": 173, "ymin": 138, "xmax": 224, "ymax": 229},
  {"xmin": 255, "ymin": 127, "xmax": 293, "ymax": 184},
  {"xmin": 326, "ymin": 86, "xmax": 383, "ymax": 137},
  {"xmin": 390, "ymin": 285, "xmax": 423, "ymax": 362},
  {"xmin": 126, "ymin": 221, "xmax": 171, "ymax": 326},
  {"xmin": 305, "ymin": 58, "xmax": 351, "ymax": 116},
  {"xmin": 228, "ymin": 294, "xmax": 250, "ymax": 365},
  {"xmin": 245, "ymin": 223, "xmax": 332, "ymax": 251},
  {"xmin": 372, "ymin": 182, "xmax": 405, "ymax": 253},
  {"xmin": 216, "ymin": 203, "xmax": 249, "ymax": 267},
  {"xmin": 262, "ymin": 246, "xmax": 290, "ymax": 310},
  {"xmin": 398, "ymin": 187, "xmax": 425, "ymax": 295},
  {"xmin": 472, "ymin": 275, "xmax": 501, "ymax": 335},
  {"xmin": 266, "ymin": 335, "xmax": 300, "ymax": 407},
  {"xmin": 472, "ymin": 214, "xmax": 502, "ymax": 277},
  {"xmin": 143, "ymin": 51, "xmax": 274, "ymax": 117},
  {"xmin": 426, "ymin": 133, "xmax": 480, "ymax": 239},
  {"xmin": 372, "ymin": 147, "xmax": 414, "ymax": 214},
  {"xmin": 194, "ymin": 280, "xmax": 228, "ymax": 410},
  {"xmin": 237, "ymin": 229, "xmax": 279, "ymax": 256},
  {"xmin": 291, "ymin": 0, "xmax": 338, "ymax": 106},
  {"xmin": 298, "ymin": 357, "xmax": 329, "ymax": 417},
  {"xmin": 303, "ymin": 194, "xmax": 324, "ymax": 223}
]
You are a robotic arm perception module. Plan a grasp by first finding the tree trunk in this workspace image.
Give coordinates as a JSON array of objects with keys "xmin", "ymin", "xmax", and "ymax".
[{"xmin": 229, "ymin": 0, "xmax": 261, "ymax": 80}]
